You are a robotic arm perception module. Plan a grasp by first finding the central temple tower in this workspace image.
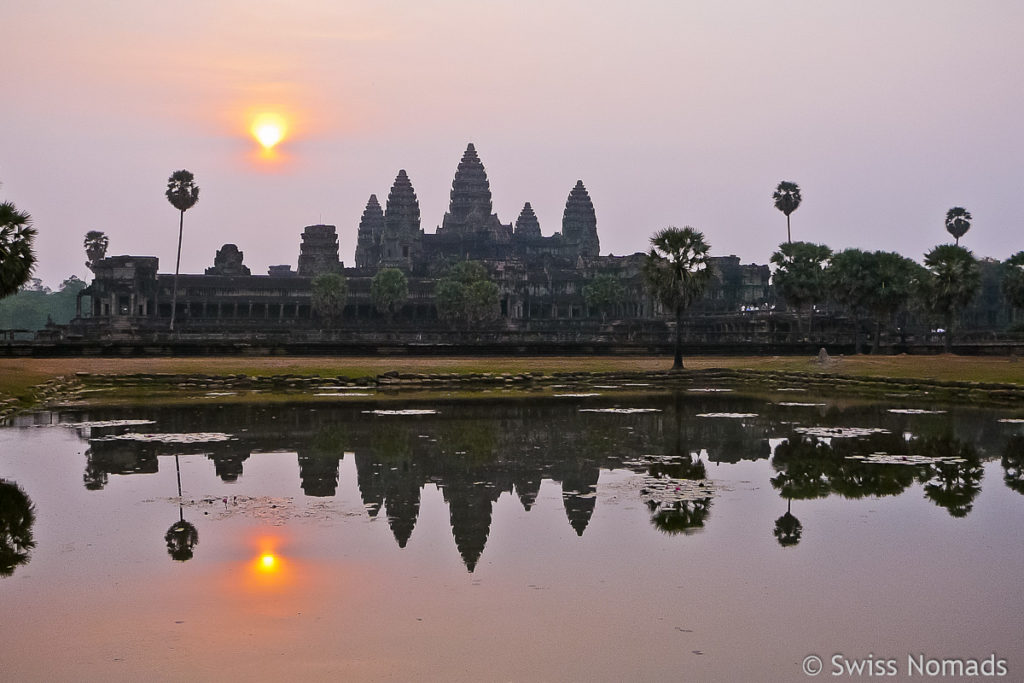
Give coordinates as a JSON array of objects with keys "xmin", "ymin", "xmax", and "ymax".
[{"xmin": 437, "ymin": 143, "xmax": 512, "ymax": 242}]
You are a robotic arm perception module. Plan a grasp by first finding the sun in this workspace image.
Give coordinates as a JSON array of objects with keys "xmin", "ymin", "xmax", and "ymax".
[{"xmin": 251, "ymin": 113, "xmax": 287, "ymax": 150}]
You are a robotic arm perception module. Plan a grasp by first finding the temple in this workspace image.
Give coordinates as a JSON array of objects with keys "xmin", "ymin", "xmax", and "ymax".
[{"xmin": 74, "ymin": 143, "xmax": 771, "ymax": 337}]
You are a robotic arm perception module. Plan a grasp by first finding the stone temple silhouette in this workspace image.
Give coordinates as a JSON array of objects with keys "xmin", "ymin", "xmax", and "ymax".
[{"xmin": 74, "ymin": 143, "xmax": 771, "ymax": 335}]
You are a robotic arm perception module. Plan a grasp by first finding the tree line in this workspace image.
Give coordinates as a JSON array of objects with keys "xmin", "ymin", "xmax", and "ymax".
[{"xmin": 642, "ymin": 181, "xmax": 1024, "ymax": 368}]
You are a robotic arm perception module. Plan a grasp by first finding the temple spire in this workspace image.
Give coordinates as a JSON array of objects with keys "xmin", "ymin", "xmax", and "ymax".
[
  {"xmin": 561, "ymin": 180, "xmax": 599, "ymax": 257},
  {"xmin": 382, "ymin": 170, "xmax": 422, "ymax": 266},
  {"xmin": 448, "ymin": 143, "xmax": 493, "ymax": 221},
  {"xmin": 354, "ymin": 194, "xmax": 385, "ymax": 268},
  {"xmin": 439, "ymin": 143, "xmax": 511, "ymax": 241},
  {"xmin": 514, "ymin": 202, "xmax": 542, "ymax": 237},
  {"xmin": 385, "ymin": 170, "xmax": 420, "ymax": 236}
]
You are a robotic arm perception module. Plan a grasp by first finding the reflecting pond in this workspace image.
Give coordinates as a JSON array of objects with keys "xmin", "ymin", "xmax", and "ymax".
[{"xmin": 2, "ymin": 388, "xmax": 1023, "ymax": 680}]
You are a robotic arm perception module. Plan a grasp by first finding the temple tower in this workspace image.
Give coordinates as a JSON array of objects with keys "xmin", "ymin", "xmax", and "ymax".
[
  {"xmin": 297, "ymin": 225, "xmax": 342, "ymax": 275},
  {"xmin": 561, "ymin": 180, "xmax": 599, "ymax": 257},
  {"xmin": 354, "ymin": 194, "xmax": 385, "ymax": 268},
  {"xmin": 514, "ymin": 202, "xmax": 542, "ymax": 238},
  {"xmin": 439, "ymin": 143, "xmax": 512, "ymax": 241},
  {"xmin": 205, "ymin": 244, "xmax": 251, "ymax": 276},
  {"xmin": 382, "ymin": 170, "xmax": 422, "ymax": 267}
]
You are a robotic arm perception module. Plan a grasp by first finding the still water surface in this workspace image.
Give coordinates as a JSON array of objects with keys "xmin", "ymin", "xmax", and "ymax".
[{"xmin": 2, "ymin": 389, "xmax": 1023, "ymax": 681}]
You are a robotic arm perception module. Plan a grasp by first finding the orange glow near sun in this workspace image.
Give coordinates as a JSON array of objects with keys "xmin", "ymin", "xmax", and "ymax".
[{"xmin": 250, "ymin": 113, "xmax": 287, "ymax": 150}]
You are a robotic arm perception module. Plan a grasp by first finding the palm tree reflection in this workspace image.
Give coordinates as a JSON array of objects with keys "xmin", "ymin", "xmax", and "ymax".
[
  {"xmin": 165, "ymin": 454, "xmax": 198, "ymax": 561},
  {"xmin": 165, "ymin": 519, "xmax": 199, "ymax": 562},
  {"xmin": 773, "ymin": 500, "xmax": 802, "ymax": 547},
  {"xmin": 0, "ymin": 479, "xmax": 36, "ymax": 577},
  {"xmin": 770, "ymin": 434, "xmax": 832, "ymax": 501},
  {"xmin": 650, "ymin": 497, "xmax": 710, "ymax": 535},
  {"xmin": 645, "ymin": 392, "xmax": 713, "ymax": 535},
  {"xmin": 918, "ymin": 436, "xmax": 982, "ymax": 518},
  {"xmin": 1002, "ymin": 435, "xmax": 1024, "ymax": 495}
]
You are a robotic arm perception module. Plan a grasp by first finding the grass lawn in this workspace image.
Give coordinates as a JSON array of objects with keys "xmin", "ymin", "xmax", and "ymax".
[{"xmin": 2, "ymin": 353, "xmax": 1023, "ymax": 404}]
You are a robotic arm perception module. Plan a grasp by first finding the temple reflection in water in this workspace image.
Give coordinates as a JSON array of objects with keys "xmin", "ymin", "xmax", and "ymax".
[{"xmin": 45, "ymin": 391, "xmax": 1024, "ymax": 571}]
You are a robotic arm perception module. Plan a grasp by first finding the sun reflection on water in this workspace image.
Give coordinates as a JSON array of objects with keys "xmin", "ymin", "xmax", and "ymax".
[
  {"xmin": 245, "ymin": 536, "xmax": 293, "ymax": 590},
  {"xmin": 259, "ymin": 553, "xmax": 277, "ymax": 571}
]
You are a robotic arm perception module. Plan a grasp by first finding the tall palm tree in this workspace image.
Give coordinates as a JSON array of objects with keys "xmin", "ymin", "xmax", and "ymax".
[
  {"xmin": 642, "ymin": 226, "xmax": 713, "ymax": 370},
  {"xmin": 773, "ymin": 181, "xmax": 802, "ymax": 244},
  {"xmin": 165, "ymin": 170, "xmax": 200, "ymax": 331},
  {"xmin": 83, "ymin": 230, "xmax": 109, "ymax": 271},
  {"xmin": 944, "ymin": 207, "xmax": 971, "ymax": 246},
  {"xmin": 0, "ymin": 201, "xmax": 36, "ymax": 300}
]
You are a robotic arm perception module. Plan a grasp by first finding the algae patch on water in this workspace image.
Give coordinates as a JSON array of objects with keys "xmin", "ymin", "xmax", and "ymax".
[{"xmin": 579, "ymin": 408, "xmax": 661, "ymax": 414}]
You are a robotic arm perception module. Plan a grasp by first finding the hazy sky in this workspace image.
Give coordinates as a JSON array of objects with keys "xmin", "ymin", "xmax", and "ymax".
[{"xmin": 4, "ymin": 1, "xmax": 1023, "ymax": 287}]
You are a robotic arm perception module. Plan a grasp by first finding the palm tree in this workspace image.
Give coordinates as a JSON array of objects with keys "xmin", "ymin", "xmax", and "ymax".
[
  {"xmin": 83, "ymin": 230, "xmax": 109, "ymax": 271},
  {"xmin": 583, "ymin": 273, "xmax": 625, "ymax": 322},
  {"xmin": 371, "ymin": 267, "xmax": 409, "ymax": 322},
  {"xmin": 165, "ymin": 170, "xmax": 200, "ymax": 331},
  {"xmin": 922, "ymin": 244, "xmax": 980, "ymax": 353},
  {"xmin": 826, "ymin": 248, "xmax": 874, "ymax": 353},
  {"xmin": 864, "ymin": 252, "xmax": 925, "ymax": 354},
  {"xmin": 770, "ymin": 241, "xmax": 832, "ymax": 337},
  {"xmin": 311, "ymin": 272, "xmax": 348, "ymax": 328},
  {"xmin": 1001, "ymin": 251, "xmax": 1024, "ymax": 312},
  {"xmin": 642, "ymin": 226, "xmax": 713, "ymax": 370},
  {"xmin": 0, "ymin": 201, "xmax": 36, "ymax": 300},
  {"xmin": 944, "ymin": 207, "xmax": 971, "ymax": 246},
  {"xmin": 0, "ymin": 479, "xmax": 36, "ymax": 577},
  {"xmin": 773, "ymin": 181, "xmax": 802, "ymax": 243}
]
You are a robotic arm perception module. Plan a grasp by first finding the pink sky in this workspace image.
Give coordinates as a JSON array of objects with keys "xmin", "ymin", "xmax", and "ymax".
[{"xmin": 4, "ymin": 1, "xmax": 1023, "ymax": 287}]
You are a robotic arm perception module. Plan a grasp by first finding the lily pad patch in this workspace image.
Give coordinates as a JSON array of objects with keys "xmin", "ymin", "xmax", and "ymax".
[
  {"xmin": 847, "ymin": 453, "xmax": 969, "ymax": 466},
  {"xmin": 91, "ymin": 432, "xmax": 235, "ymax": 443},
  {"xmin": 794, "ymin": 426, "xmax": 890, "ymax": 439},
  {"xmin": 696, "ymin": 413, "xmax": 758, "ymax": 419},
  {"xmin": 60, "ymin": 419, "xmax": 156, "ymax": 428}
]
